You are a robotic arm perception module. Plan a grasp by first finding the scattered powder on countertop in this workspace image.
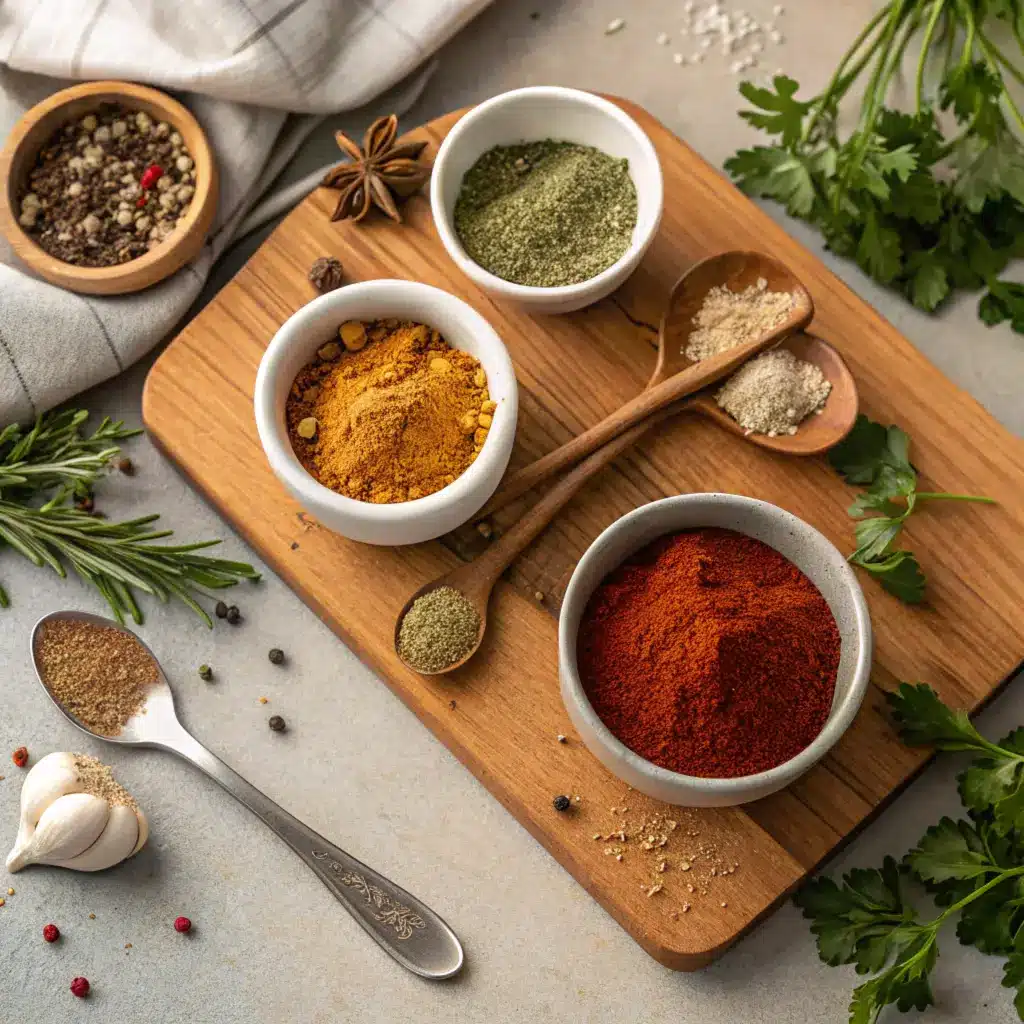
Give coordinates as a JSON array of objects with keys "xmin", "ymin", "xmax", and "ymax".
[
  {"xmin": 73, "ymin": 754, "xmax": 139, "ymax": 811},
  {"xmin": 398, "ymin": 586, "xmax": 481, "ymax": 673},
  {"xmin": 35, "ymin": 619, "xmax": 159, "ymax": 737},
  {"xmin": 685, "ymin": 277, "xmax": 794, "ymax": 361},
  {"xmin": 716, "ymin": 348, "xmax": 831, "ymax": 436}
]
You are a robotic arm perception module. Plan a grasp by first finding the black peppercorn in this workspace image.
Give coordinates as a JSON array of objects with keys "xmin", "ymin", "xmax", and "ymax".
[
  {"xmin": 553, "ymin": 795, "xmax": 571, "ymax": 812},
  {"xmin": 225, "ymin": 605, "xmax": 241, "ymax": 625},
  {"xmin": 268, "ymin": 715, "xmax": 286, "ymax": 732},
  {"xmin": 198, "ymin": 664, "xmax": 213, "ymax": 682},
  {"xmin": 116, "ymin": 457, "xmax": 135, "ymax": 476},
  {"xmin": 268, "ymin": 648, "xmax": 285, "ymax": 665},
  {"xmin": 215, "ymin": 601, "xmax": 228, "ymax": 619}
]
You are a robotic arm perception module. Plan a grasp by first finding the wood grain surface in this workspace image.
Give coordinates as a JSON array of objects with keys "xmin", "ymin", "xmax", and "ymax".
[{"xmin": 142, "ymin": 100, "xmax": 1024, "ymax": 970}]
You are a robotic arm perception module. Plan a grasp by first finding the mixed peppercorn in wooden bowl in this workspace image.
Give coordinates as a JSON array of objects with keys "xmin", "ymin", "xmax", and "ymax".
[{"xmin": 0, "ymin": 80, "xmax": 217, "ymax": 295}]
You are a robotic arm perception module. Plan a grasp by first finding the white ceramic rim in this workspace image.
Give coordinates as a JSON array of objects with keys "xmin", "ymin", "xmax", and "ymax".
[
  {"xmin": 253, "ymin": 279, "xmax": 517, "ymax": 525},
  {"xmin": 430, "ymin": 86, "xmax": 664, "ymax": 299},
  {"xmin": 559, "ymin": 494, "xmax": 874, "ymax": 794}
]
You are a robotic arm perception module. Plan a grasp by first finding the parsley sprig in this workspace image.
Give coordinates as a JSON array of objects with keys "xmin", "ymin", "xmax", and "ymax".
[
  {"xmin": 0, "ymin": 409, "xmax": 259, "ymax": 625},
  {"xmin": 828, "ymin": 415, "xmax": 994, "ymax": 602},
  {"xmin": 725, "ymin": 1, "xmax": 1024, "ymax": 330},
  {"xmin": 798, "ymin": 684, "xmax": 1024, "ymax": 1022}
]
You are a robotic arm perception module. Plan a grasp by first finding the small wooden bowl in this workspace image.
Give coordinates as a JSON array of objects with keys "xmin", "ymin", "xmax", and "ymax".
[{"xmin": 0, "ymin": 80, "xmax": 217, "ymax": 295}]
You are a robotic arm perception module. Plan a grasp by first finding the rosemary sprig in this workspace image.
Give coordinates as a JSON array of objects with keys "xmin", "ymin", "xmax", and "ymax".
[{"xmin": 0, "ymin": 409, "xmax": 259, "ymax": 625}]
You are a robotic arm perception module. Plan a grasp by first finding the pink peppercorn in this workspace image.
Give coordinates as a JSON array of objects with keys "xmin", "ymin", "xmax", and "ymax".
[
  {"xmin": 139, "ymin": 164, "xmax": 164, "ymax": 190},
  {"xmin": 70, "ymin": 977, "xmax": 90, "ymax": 998},
  {"xmin": 43, "ymin": 923, "xmax": 60, "ymax": 943},
  {"xmin": 173, "ymin": 916, "xmax": 192, "ymax": 933}
]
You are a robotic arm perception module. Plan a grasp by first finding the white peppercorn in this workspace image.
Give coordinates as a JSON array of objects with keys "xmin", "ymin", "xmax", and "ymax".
[
  {"xmin": 111, "ymin": 120, "xmax": 127, "ymax": 138},
  {"xmin": 115, "ymin": 209, "xmax": 133, "ymax": 226},
  {"xmin": 175, "ymin": 155, "xmax": 193, "ymax": 172},
  {"xmin": 81, "ymin": 214, "xmax": 101, "ymax": 234},
  {"xmin": 81, "ymin": 114, "xmax": 98, "ymax": 132},
  {"xmin": 169, "ymin": 132, "xmax": 182, "ymax": 146},
  {"xmin": 93, "ymin": 125, "xmax": 111, "ymax": 144},
  {"xmin": 66, "ymin": 182, "xmax": 84, "ymax": 198}
]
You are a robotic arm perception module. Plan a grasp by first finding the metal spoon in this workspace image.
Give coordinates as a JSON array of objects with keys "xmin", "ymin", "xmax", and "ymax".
[
  {"xmin": 30, "ymin": 610, "xmax": 464, "ymax": 980},
  {"xmin": 395, "ymin": 332, "xmax": 858, "ymax": 676},
  {"xmin": 475, "ymin": 249, "xmax": 815, "ymax": 520}
]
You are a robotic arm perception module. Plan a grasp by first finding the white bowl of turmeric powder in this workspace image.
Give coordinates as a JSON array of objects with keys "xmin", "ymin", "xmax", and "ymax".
[{"xmin": 254, "ymin": 279, "xmax": 518, "ymax": 546}]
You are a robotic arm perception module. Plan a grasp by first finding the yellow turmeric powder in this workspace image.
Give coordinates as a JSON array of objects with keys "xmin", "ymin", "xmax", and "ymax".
[{"xmin": 286, "ymin": 320, "xmax": 491, "ymax": 504}]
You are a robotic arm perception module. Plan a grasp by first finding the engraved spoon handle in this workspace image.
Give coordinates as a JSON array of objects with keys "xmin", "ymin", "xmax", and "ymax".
[{"xmin": 158, "ymin": 724, "xmax": 464, "ymax": 979}]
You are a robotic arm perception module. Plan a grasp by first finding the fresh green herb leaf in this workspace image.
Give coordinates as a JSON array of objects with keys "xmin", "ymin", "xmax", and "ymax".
[
  {"xmin": 829, "ymin": 419, "xmax": 891, "ymax": 483},
  {"xmin": 848, "ymin": 935, "xmax": 937, "ymax": 1024},
  {"xmin": 795, "ymin": 857, "xmax": 919, "ymax": 972},
  {"xmin": 737, "ymin": 75, "xmax": 812, "ymax": 147},
  {"xmin": 851, "ymin": 549, "xmax": 926, "ymax": 602},
  {"xmin": 908, "ymin": 256, "xmax": 950, "ymax": 311},
  {"xmin": 857, "ymin": 210, "xmax": 903, "ymax": 283},
  {"xmin": 725, "ymin": 146, "xmax": 817, "ymax": 216},
  {"xmin": 829, "ymin": 416, "xmax": 991, "ymax": 602},
  {"xmin": 887, "ymin": 682, "xmax": 986, "ymax": 750},
  {"xmin": 979, "ymin": 280, "xmax": 1024, "ymax": 328},
  {"xmin": 907, "ymin": 817, "xmax": 999, "ymax": 885}
]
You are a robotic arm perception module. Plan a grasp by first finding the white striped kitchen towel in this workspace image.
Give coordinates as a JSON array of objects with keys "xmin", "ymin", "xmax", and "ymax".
[{"xmin": 0, "ymin": 0, "xmax": 490, "ymax": 425}]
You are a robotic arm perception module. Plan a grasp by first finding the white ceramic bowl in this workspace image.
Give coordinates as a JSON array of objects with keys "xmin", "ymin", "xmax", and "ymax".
[
  {"xmin": 430, "ymin": 86, "xmax": 663, "ymax": 314},
  {"xmin": 558, "ymin": 494, "xmax": 873, "ymax": 807},
  {"xmin": 254, "ymin": 280, "xmax": 518, "ymax": 546}
]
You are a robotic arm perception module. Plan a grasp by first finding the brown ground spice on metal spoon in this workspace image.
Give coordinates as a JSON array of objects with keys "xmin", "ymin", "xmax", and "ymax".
[{"xmin": 35, "ymin": 619, "xmax": 159, "ymax": 737}]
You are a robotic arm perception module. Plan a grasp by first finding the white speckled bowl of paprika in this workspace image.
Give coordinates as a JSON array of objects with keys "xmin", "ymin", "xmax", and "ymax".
[{"xmin": 558, "ymin": 493, "xmax": 873, "ymax": 807}]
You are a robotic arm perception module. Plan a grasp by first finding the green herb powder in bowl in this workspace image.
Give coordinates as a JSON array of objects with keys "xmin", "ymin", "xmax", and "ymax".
[{"xmin": 453, "ymin": 140, "xmax": 638, "ymax": 288}]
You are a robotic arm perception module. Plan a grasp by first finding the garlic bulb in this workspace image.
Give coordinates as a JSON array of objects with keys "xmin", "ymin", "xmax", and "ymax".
[{"xmin": 6, "ymin": 752, "xmax": 148, "ymax": 873}]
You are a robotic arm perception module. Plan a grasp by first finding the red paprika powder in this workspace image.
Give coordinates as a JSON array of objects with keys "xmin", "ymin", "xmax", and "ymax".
[{"xmin": 577, "ymin": 527, "xmax": 841, "ymax": 779}]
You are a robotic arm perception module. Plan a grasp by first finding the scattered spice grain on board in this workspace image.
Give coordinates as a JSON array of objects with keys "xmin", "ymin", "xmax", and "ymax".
[
  {"xmin": 18, "ymin": 105, "xmax": 196, "ymax": 267},
  {"xmin": 287, "ymin": 320, "xmax": 491, "ymax": 503},
  {"xmin": 453, "ymin": 140, "xmax": 638, "ymax": 287},
  {"xmin": 398, "ymin": 586, "xmax": 481, "ymax": 673},
  {"xmin": 685, "ymin": 277, "xmax": 794, "ymax": 361},
  {"xmin": 35, "ymin": 619, "xmax": 159, "ymax": 736}
]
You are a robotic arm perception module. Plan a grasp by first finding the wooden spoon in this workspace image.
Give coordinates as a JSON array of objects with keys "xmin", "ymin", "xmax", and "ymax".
[
  {"xmin": 476, "ymin": 250, "xmax": 814, "ymax": 522},
  {"xmin": 394, "ymin": 331, "xmax": 857, "ymax": 676}
]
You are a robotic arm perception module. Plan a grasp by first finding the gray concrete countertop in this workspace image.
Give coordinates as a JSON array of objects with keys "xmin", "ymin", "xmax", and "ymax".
[{"xmin": 2, "ymin": 2, "xmax": 1022, "ymax": 1021}]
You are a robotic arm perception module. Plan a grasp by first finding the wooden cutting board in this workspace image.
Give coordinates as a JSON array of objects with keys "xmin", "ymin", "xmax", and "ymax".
[{"xmin": 142, "ymin": 100, "xmax": 1024, "ymax": 970}]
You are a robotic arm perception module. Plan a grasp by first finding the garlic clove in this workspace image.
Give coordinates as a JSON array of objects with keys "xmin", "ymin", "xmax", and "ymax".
[
  {"xmin": 131, "ymin": 807, "xmax": 149, "ymax": 856},
  {"xmin": 54, "ymin": 804, "xmax": 139, "ymax": 872},
  {"xmin": 15, "ymin": 752, "xmax": 80, "ymax": 845},
  {"xmin": 6, "ymin": 792, "xmax": 109, "ymax": 872}
]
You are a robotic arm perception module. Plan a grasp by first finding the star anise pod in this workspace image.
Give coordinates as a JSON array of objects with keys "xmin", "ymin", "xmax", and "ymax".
[{"xmin": 321, "ymin": 114, "xmax": 431, "ymax": 223}]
